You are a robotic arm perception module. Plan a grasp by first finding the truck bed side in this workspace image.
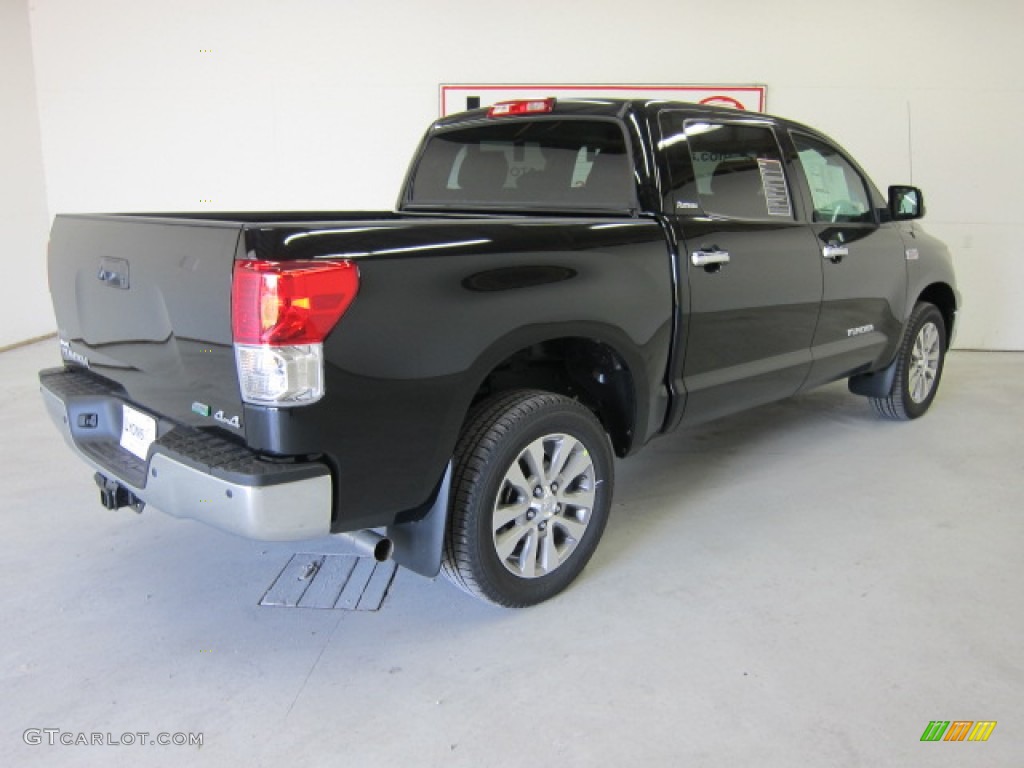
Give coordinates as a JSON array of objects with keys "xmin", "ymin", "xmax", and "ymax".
[{"xmin": 242, "ymin": 217, "xmax": 675, "ymax": 531}]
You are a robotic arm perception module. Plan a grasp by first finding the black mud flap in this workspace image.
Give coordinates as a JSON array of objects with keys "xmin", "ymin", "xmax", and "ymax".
[
  {"xmin": 849, "ymin": 357, "xmax": 898, "ymax": 398},
  {"xmin": 387, "ymin": 463, "xmax": 451, "ymax": 578}
]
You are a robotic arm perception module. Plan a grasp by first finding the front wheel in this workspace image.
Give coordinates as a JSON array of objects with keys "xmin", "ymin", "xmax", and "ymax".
[
  {"xmin": 443, "ymin": 390, "xmax": 613, "ymax": 607},
  {"xmin": 871, "ymin": 301, "xmax": 948, "ymax": 420}
]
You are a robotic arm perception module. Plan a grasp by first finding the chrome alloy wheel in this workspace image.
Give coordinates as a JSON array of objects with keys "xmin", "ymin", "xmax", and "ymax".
[
  {"xmin": 492, "ymin": 433, "xmax": 596, "ymax": 579},
  {"xmin": 909, "ymin": 321, "xmax": 941, "ymax": 403}
]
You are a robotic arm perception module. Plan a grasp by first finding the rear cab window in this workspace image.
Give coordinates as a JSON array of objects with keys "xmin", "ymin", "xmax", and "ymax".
[{"xmin": 405, "ymin": 119, "xmax": 636, "ymax": 213}]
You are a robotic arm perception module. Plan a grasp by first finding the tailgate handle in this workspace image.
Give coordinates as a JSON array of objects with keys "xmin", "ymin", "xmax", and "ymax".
[{"xmin": 97, "ymin": 257, "xmax": 130, "ymax": 289}]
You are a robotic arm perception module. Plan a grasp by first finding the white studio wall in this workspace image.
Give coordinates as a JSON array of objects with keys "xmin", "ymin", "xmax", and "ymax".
[
  {"xmin": 1, "ymin": 0, "xmax": 53, "ymax": 348},
  {"xmin": 21, "ymin": 0, "xmax": 1024, "ymax": 349}
]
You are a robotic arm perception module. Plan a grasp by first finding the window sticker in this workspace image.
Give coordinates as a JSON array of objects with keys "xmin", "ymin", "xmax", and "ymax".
[{"xmin": 756, "ymin": 158, "xmax": 791, "ymax": 217}]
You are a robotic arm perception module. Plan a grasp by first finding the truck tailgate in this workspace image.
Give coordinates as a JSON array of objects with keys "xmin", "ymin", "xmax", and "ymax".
[{"xmin": 48, "ymin": 214, "xmax": 246, "ymax": 435}]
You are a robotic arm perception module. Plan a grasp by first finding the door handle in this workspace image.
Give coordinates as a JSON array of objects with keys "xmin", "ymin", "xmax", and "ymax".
[
  {"xmin": 692, "ymin": 250, "xmax": 731, "ymax": 267},
  {"xmin": 823, "ymin": 245, "xmax": 849, "ymax": 263}
]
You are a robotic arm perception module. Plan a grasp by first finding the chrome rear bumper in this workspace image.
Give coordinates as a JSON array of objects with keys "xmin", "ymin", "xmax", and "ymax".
[{"xmin": 40, "ymin": 367, "xmax": 331, "ymax": 541}]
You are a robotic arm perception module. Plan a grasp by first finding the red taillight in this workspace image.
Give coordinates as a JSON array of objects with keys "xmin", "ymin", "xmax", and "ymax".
[
  {"xmin": 231, "ymin": 260, "xmax": 359, "ymax": 345},
  {"xmin": 488, "ymin": 98, "xmax": 556, "ymax": 117}
]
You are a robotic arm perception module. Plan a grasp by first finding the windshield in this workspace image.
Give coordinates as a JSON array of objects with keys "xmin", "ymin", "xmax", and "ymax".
[{"xmin": 405, "ymin": 119, "xmax": 634, "ymax": 212}]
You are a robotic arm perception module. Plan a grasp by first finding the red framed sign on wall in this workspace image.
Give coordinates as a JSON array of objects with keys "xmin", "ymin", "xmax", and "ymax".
[{"xmin": 440, "ymin": 84, "xmax": 767, "ymax": 116}]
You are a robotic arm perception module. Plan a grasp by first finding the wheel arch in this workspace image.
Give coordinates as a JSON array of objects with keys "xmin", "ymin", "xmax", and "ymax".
[
  {"xmin": 915, "ymin": 282, "xmax": 958, "ymax": 349},
  {"xmin": 464, "ymin": 328, "xmax": 647, "ymax": 457}
]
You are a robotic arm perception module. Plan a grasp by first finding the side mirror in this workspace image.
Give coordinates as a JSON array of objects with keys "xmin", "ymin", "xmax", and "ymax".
[{"xmin": 889, "ymin": 185, "xmax": 925, "ymax": 221}]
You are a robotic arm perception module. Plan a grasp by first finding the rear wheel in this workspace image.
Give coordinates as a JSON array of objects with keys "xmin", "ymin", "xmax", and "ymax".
[
  {"xmin": 871, "ymin": 301, "xmax": 947, "ymax": 420},
  {"xmin": 443, "ymin": 390, "xmax": 613, "ymax": 607}
]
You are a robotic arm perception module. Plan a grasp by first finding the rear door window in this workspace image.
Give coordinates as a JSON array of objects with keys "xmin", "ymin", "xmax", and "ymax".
[
  {"xmin": 406, "ymin": 119, "xmax": 635, "ymax": 212},
  {"xmin": 659, "ymin": 115, "xmax": 793, "ymax": 221}
]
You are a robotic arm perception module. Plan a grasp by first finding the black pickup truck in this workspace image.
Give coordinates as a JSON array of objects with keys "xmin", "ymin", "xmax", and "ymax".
[{"xmin": 40, "ymin": 98, "xmax": 959, "ymax": 606}]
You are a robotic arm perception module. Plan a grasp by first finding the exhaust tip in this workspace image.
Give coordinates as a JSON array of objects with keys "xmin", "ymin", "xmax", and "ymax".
[
  {"xmin": 372, "ymin": 536, "xmax": 394, "ymax": 563},
  {"xmin": 342, "ymin": 530, "xmax": 394, "ymax": 562}
]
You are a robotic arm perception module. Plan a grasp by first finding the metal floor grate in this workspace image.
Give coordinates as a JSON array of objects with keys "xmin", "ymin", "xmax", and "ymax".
[{"xmin": 259, "ymin": 553, "xmax": 397, "ymax": 611}]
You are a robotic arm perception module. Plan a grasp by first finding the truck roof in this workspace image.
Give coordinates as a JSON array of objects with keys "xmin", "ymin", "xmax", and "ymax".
[{"xmin": 431, "ymin": 97, "xmax": 779, "ymax": 130}]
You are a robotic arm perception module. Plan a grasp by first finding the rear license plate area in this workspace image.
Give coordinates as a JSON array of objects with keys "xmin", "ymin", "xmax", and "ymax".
[{"xmin": 120, "ymin": 404, "xmax": 156, "ymax": 461}]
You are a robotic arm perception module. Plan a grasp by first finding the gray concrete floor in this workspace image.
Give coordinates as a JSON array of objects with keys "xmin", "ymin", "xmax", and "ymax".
[{"xmin": 2, "ymin": 341, "xmax": 1021, "ymax": 767}]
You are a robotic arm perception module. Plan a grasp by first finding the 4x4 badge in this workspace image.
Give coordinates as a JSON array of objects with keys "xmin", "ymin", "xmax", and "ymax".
[
  {"xmin": 192, "ymin": 401, "xmax": 240, "ymax": 429},
  {"xmin": 214, "ymin": 410, "xmax": 241, "ymax": 429}
]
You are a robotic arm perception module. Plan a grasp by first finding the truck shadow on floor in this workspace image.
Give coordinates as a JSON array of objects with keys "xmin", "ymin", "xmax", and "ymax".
[{"xmin": 597, "ymin": 382, "xmax": 896, "ymax": 573}]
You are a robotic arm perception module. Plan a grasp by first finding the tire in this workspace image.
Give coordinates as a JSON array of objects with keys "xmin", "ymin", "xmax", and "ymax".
[
  {"xmin": 442, "ymin": 390, "xmax": 614, "ymax": 607},
  {"xmin": 871, "ymin": 301, "xmax": 947, "ymax": 420}
]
